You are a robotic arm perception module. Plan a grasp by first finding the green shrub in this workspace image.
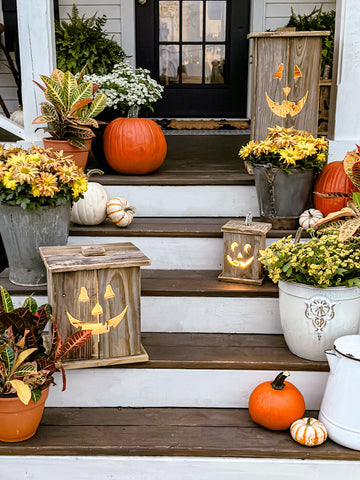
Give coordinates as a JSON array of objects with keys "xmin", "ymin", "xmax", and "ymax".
[
  {"xmin": 55, "ymin": 4, "xmax": 127, "ymax": 75},
  {"xmin": 286, "ymin": 7, "xmax": 335, "ymax": 78}
]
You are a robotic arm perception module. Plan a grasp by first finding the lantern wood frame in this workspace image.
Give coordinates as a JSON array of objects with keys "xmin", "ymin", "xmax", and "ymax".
[
  {"xmin": 39, "ymin": 242, "xmax": 151, "ymax": 369},
  {"xmin": 218, "ymin": 220, "xmax": 272, "ymax": 285}
]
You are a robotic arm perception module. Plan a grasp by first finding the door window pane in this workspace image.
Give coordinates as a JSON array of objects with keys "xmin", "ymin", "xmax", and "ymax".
[
  {"xmin": 182, "ymin": 1, "xmax": 203, "ymax": 42},
  {"xmin": 159, "ymin": 1, "xmax": 180, "ymax": 41},
  {"xmin": 206, "ymin": 1, "xmax": 226, "ymax": 42},
  {"xmin": 182, "ymin": 45, "xmax": 203, "ymax": 84},
  {"xmin": 159, "ymin": 45, "xmax": 180, "ymax": 85},
  {"xmin": 205, "ymin": 45, "xmax": 225, "ymax": 84}
]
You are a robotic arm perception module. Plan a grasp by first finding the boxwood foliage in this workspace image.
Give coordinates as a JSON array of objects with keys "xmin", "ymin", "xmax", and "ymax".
[{"xmin": 55, "ymin": 4, "xmax": 127, "ymax": 75}]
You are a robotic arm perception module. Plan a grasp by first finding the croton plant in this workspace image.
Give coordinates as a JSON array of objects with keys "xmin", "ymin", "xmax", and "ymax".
[{"xmin": 0, "ymin": 286, "xmax": 91, "ymax": 405}]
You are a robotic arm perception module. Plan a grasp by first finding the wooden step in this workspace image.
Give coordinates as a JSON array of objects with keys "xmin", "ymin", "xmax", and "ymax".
[
  {"xmin": 89, "ymin": 133, "xmax": 251, "ymax": 186},
  {"xmin": 67, "ymin": 218, "xmax": 304, "ymax": 269},
  {"xmin": 2, "ymin": 269, "xmax": 282, "ymax": 335},
  {"xmin": 1, "ymin": 407, "xmax": 357, "ymax": 462},
  {"xmin": 45, "ymin": 333, "xmax": 328, "ymax": 409},
  {"xmin": 69, "ymin": 217, "xmax": 306, "ymax": 239}
]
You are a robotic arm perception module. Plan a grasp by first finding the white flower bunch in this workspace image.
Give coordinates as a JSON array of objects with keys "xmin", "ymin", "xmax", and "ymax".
[{"xmin": 84, "ymin": 62, "xmax": 163, "ymax": 113}]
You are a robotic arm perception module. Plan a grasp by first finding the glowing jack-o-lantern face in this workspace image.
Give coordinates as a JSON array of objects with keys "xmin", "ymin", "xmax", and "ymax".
[
  {"xmin": 226, "ymin": 242, "xmax": 255, "ymax": 269},
  {"xmin": 265, "ymin": 63, "xmax": 308, "ymax": 118},
  {"xmin": 66, "ymin": 281, "xmax": 128, "ymax": 336}
]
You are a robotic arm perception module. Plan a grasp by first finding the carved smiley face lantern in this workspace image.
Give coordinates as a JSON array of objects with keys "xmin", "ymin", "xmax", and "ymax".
[
  {"xmin": 39, "ymin": 242, "xmax": 151, "ymax": 368},
  {"xmin": 266, "ymin": 63, "xmax": 308, "ymax": 118},
  {"xmin": 218, "ymin": 216, "xmax": 272, "ymax": 285}
]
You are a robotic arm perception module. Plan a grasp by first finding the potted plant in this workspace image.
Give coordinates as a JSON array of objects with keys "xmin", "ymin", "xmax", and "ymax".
[
  {"xmin": 0, "ymin": 144, "xmax": 88, "ymax": 286},
  {"xmin": 260, "ymin": 233, "xmax": 360, "ymax": 361},
  {"xmin": 84, "ymin": 62, "xmax": 166, "ymax": 175},
  {"xmin": 239, "ymin": 126, "xmax": 328, "ymax": 226},
  {"xmin": 55, "ymin": 5, "xmax": 127, "ymax": 76},
  {"xmin": 0, "ymin": 286, "xmax": 91, "ymax": 442},
  {"xmin": 33, "ymin": 67, "xmax": 107, "ymax": 169}
]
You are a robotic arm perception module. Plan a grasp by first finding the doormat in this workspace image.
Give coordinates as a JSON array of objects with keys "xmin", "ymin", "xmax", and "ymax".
[{"xmin": 155, "ymin": 119, "xmax": 250, "ymax": 130}]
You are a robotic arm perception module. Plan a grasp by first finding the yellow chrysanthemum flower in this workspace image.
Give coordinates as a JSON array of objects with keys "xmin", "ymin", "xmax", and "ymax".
[
  {"xmin": 36, "ymin": 172, "xmax": 59, "ymax": 197},
  {"xmin": 71, "ymin": 177, "xmax": 88, "ymax": 198},
  {"xmin": 2, "ymin": 170, "xmax": 18, "ymax": 190},
  {"xmin": 239, "ymin": 140, "xmax": 259, "ymax": 159},
  {"xmin": 12, "ymin": 162, "xmax": 39, "ymax": 185}
]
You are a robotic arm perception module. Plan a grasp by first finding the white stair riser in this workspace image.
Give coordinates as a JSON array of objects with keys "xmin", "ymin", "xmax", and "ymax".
[
  {"xmin": 67, "ymin": 236, "xmax": 280, "ymax": 270},
  {"xmin": 47, "ymin": 369, "xmax": 328, "ymax": 410},
  {"xmin": 104, "ymin": 185, "xmax": 259, "ymax": 217},
  {"xmin": 4, "ymin": 457, "xmax": 360, "ymax": 480},
  {"xmin": 11, "ymin": 296, "xmax": 281, "ymax": 334}
]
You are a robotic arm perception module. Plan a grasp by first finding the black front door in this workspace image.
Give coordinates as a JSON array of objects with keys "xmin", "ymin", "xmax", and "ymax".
[{"xmin": 136, "ymin": 0, "xmax": 250, "ymax": 118}]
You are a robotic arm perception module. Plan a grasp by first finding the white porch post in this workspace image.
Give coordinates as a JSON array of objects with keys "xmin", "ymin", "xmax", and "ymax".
[
  {"xmin": 17, "ymin": 0, "xmax": 56, "ymax": 142},
  {"xmin": 327, "ymin": 0, "xmax": 360, "ymax": 161}
]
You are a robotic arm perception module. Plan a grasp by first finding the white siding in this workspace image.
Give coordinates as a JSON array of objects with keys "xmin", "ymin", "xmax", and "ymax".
[
  {"xmin": 59, "ymin": 1, "xmax": 122, "ymax": 45},
  {"xmin": 265, "ymin": 1, "xmax": 336, "ymax": 31}
]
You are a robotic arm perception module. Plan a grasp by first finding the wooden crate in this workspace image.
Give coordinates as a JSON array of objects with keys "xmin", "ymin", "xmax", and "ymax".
[
  {"xmin": 248, "ymin": 31, "xmax": 330, "ymax": 141},
  {"xmin": 218, "ymin": 220, "xmax": 272, "ymax": 285},
  {"xmin": 39, "ymin": 242, "xmax": 151, "ymax": 369}
]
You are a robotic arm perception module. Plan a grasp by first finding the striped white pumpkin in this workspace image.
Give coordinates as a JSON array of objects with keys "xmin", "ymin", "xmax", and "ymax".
[
  {"xmin": 290, "ymin": 417, "xmax": 327, "ymax": 447},
  {"xmin": 299, "ymin": 209, "xmax": 324, "ymax": 229},
  {"xmin": 106, "ymin": 197, "xmax": 136, "ymax": 227}
]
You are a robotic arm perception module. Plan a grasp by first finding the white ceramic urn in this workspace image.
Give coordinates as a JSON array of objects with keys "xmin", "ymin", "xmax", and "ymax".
[
  {"xmin": 278, "ymin": 280, "xmax": 360, "ymax": 361},
  {"xmin": 319, "ymin": 335, "xmax": 360, "ymax": 450}
]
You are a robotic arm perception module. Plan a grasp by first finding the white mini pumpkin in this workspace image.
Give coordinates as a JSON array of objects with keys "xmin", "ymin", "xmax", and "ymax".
[
  {"xmin": 71, "ymin": 182, "xmax": 109, "ymax": 225},
  {"xmin": 290, "ymin": 417, "xmax": 327, "ymax": 447},
  {"xmin": 106, "ymin": 197, "xmax": 136, "ymax": 227},
  {"xmin": 10, "ymin": 109, "xmax": 24, "ymax": 127},
  {"xmin": 299, "ymin": 209, "xmax": 324, "ymax": 229}
]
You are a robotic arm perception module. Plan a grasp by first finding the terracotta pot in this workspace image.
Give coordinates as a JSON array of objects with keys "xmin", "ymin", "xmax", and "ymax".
[
  {"xmin": 0, "ymin": 387, "xmax": 49, "ymax": 442},
  {"xmin": 43, "ymin": 138, "xmax": 92, "ymax": 170}
]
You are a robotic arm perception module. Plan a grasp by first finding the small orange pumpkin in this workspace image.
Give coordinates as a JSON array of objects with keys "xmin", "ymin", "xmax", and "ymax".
[
  {"xmin": 290, "ymin": 417, "xmax": 327, "ymax": 447},
  {"xmin": 103, "ymin": 118, "xmax": 167, "ymax": 175},
  {"xmin": 248, "ymin": 371, "xmax": 305, "ymax": 431}
]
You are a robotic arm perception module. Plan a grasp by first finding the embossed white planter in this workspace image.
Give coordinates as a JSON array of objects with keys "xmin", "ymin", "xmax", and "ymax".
[{"xmin": 278, "ymin": 280, "xmax": 360, "ymax": 361}]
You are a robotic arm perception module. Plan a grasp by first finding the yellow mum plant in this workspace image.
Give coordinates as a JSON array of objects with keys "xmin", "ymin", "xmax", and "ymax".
[
  {"xmin": 260, "ymin": 234, "xmax": 360, "ymax": 288},
  {"xmin": 239, "ymin": 126, "xmax": 328, "ymax": 171},
  {"xmin": 0, "ymin": 145, "xmax": 88, "ymax": 210}
]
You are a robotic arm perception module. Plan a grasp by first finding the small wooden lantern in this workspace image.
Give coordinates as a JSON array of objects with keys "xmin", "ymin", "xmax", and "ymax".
[
  {"xmin": 39, "ymin": 242, "xmax": 151, "ymax": 369},
  {"xmin": 218, "ymin": 216, "xmax": 272, "ymax": 285}
]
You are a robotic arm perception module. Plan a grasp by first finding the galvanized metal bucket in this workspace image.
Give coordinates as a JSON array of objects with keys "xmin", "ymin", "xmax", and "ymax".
[
  {"xmin": 253, "ymin": 165, "xmax": 314, "ymax": 218},
  {"xmin": 0, "ymin": 203, "xmax": 70, "ymax": 286}
]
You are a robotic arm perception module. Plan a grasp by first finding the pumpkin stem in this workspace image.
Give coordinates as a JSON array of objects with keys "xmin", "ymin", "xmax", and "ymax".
[
  {"xmin": 271, "ymin": 371, "xmax": 290, "ymax": 390},
  {"xmin": 306, "ymin": 417, "xmax": 312, "ymax": 426},
  {"xmin": 87, "ymin": 169, "xmax": 104, "ymax": 177}
]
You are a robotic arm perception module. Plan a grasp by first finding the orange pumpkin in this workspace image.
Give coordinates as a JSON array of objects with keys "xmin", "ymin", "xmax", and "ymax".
[
  {"xmin": 103, "ymin": 118, "xmax": 167, "ymax": 175},
  {"xmin": 314, "ymin": 161, "xmax": 359, "ymax": 216},
  {"xmin": 248, "ymin": 371, "xmax": 305, "ymax": 431}
]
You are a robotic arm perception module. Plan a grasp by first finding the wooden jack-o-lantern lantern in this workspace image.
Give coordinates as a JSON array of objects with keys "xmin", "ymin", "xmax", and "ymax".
[
  {"xmin": 218, "ymin": 215, "xmax": 272, "ymax": 285},
  {"xmin": 39, "ymin": 243, "xmax": 151, "ymax": 368}
]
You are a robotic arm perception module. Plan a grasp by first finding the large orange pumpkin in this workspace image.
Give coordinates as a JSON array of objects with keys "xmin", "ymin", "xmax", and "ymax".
[
  {"xmin": 103, "ymin": 118, "xmax": 167, "ymax": 175},
  {"xmin": 248, "ymin": 371, "xmax": 305, "ymax": 431},
  {"xmin": 314, "ymin": 161, "xmax": 359, "ymax": 216}
]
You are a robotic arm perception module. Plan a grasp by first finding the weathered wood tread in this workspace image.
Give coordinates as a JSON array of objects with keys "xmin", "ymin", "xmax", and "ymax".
[
  {"xmin": 0, "ymin": 407, "xmax": 356, "ymax": 460},
  {"xmin": 136, "ymin": 333, "xmax": 329, "ymax": 372},
  {"xmin": 0, "ymin": 268, "xmax": 279, "ymax": 297},
  {"xmin": 89, "ymin": 135, "xmax": 251, "ymax": 185},
  {"xmin": 69, "ymin": 217, "xmax": 308, "ymax": 238}
]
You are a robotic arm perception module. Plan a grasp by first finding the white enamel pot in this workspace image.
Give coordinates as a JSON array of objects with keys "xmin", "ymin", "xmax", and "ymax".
[
  {"xmin": 319, "ymin": 335, "xmax": 360, "ymax": 450},
  {"xmin": 278, "ymin": 280, "xmax": 360, "ymax": 361}
]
